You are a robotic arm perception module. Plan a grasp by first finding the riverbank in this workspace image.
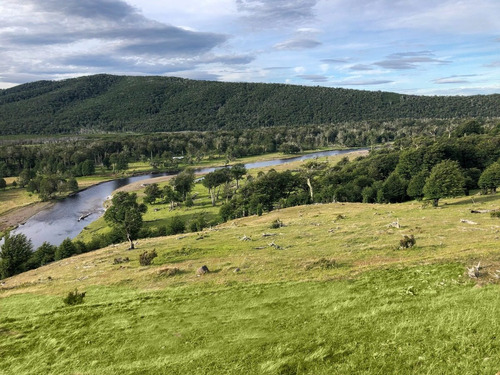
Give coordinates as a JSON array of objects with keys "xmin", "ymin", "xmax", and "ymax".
[{"xmin": 0, "ymin": 201, "xmax": 54, "ymax": 233}]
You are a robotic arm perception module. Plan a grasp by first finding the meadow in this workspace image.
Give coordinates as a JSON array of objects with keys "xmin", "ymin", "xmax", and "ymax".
[{"xmin": 2, "ymin": 190, "xmax": 500, "ymax": 374}]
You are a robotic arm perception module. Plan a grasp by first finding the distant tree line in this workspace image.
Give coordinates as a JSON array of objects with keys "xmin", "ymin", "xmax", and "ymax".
[
  {"xmin": 0, "ymin": 74, "xmax": 499, "ymax": 135},
  {"xmin": 219, "ymin": 126, "xmax": 500, "ymax": 219},
  {"xmin": 2, "ymin": 118, "xmax": 498, "ymax": 179}
]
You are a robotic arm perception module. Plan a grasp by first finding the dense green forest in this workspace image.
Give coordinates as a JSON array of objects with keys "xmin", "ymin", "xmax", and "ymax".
[{"xmin": 1, "ymin": 74, "xmax": 499, "ymax": 135}]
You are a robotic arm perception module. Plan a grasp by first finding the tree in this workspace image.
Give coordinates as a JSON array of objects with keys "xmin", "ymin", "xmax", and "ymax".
[
  {"xmin": 407, "ymin": 170, "xmax": 428, "ymax": 200},
  {"xmin": 230, "ymin": 163, "xmax": 247, "ymax": 189},
  {"xmin": 67, "ymin": 178, "xmax": 79, "ymax": 192},
  {"xmin": 423, "ymin": 160, "xmax": 465, "ymax": 206},
  {"xmin": 55, "ymin": 238, "xmax": 77, "ymax": 260},
  {"xmin": 203, "ymin": 168, "xmax": 231, "ymax": 206},
  {"xmin": 27, "ymin": 242, "xmax": 56, "ymax": 269},
  {"xmin": 478, "ymin": 162, "xmax": 500, "ymax": 194},
  {"xmin": 0, "ymin": 178, "xmax": 6, "ymax": 190},
  {"xmin": 0, "ymin": 233, "xmax": 33, "ymax": 279},
  {"xmin": 171, "ymin": 168, "xmax": 195, "ymax": 201},
  {"xmin": 39, "ymin": 176, "xmax": 58, "ymax": 201},
  {"xmin": 143, "ymin": 183, "xmax": 161, "ymax": 204},
  {"xmin": 104, "ymin": 192, "xmax": 147, "ymax": 249},
  {"xmin": 162, "ymin": 185, "xmax": 181, "ymax": 210},
  {"xmin": 381, "ymin": 173, "xmax": 407, "ymax": 203}
]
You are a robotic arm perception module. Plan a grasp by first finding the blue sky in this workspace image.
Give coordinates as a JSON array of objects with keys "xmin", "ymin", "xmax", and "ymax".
[{"xmin": 0, "ymin": 0, "xmax": 498, "ymax": 95}]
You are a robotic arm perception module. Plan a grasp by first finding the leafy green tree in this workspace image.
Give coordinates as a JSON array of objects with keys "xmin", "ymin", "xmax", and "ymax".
[
  {"xmin": 80, "ymin": 159, "xmax": 95, "ymax": 176},
  {"xmin": 104, "ymin": 192, "xmax": 147, "ymax": 249},
  {"xmin": 39, "ymin": 176, "xmax": 58, "ymax": 201},
  {"xmin": 395, "ymin": 149, "xmax": 424, "ymax": 180},
  {"xmin": 230, "ymin": 163, "xmax": 247, "ymax": 189},
  {"xmin": 478, "ymin": 162, "xmax": 500, "ymax": 194},
  {"xmin": 27, "ymin": 242, "xmax": 56, "ymax": 269},
  {"xmin": 407, "ymin": 170, "xmax": 428, "ymax": 200},
  {"xmin": 55, "ymin": 238, "xmax": 77, "ymax": 261},
  {"xmin": 423, "ymin": 160, "xmax": 465, "ymax": 206},
  {"xmin": 162, "ymin": 185, "xmax": 181, "ymax": 210},
  {"xmin": 171, "ymin": 168, "xmax": 195, "ymax": 201},
  {"xmin": 454, "ymin": 120, "xmax": 483, "ymax": 137},
  {"xmin": 110, "ymin": 152, "xmax": 128, "ymax": 173},
  {"xmin": 0, "ymin": 233, "xmax": 33, "ymax": 279},
  {"xmin": 203, "ymin": 168, "xmax": 231, "ymax": 206},
  {"xmin": 381, "ymin": 173, "xmax": 407, "ymax": 203},
  {"xmin": 167, "ymin": 216, "xmax": 185, "ymax": 235},
  {"xmin": 143, "ymin": 183, "xmax": 161, "ymax": 204},
  {"xmin": 17, "ymin": 169, "xmax": 35, "ymax": 187}
]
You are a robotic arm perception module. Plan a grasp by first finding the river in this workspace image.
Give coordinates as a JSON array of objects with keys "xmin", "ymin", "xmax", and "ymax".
[{"xmin": 5, "ymin": 148, "xmax": 362, "ymax": 248}]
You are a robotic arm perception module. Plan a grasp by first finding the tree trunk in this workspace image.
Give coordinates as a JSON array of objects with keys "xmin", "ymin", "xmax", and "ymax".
[
  {"xmin": 433, "ymin": 198, "xmax": 439, "ymax": 207},
  {"xmin": 307, "ymin": 177, "xmax": 314, "ymax": 201},
  {"xmin": 210, "ymin": 189, "xmax": 216, "ymax": 206},
  {"xmin": 127, "ymin": 233, "xmax": 134, "ymax": 249}
]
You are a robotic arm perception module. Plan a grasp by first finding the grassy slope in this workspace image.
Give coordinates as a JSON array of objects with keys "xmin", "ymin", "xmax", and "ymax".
[{"xmin": 2, "ymin": 192, "xmax": 500, "ymax": 374}]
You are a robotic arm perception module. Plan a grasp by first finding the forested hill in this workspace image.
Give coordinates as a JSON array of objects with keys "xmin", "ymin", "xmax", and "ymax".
[{"xmin": 0, "ymin": 74, "xmax": 499, "ymax": 135}]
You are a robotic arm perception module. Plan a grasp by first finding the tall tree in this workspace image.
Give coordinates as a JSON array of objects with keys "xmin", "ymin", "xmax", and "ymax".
[
  {"xmin": 230, "ymin": 163, "xmax": 247, "ymax": 189},
  {"xmin": 104, "ymin": 192, "xmax": 147, "ymax": 249},
  {"xmin": 203, "ymin": 168, "xmax": 231, "ymax": 206},
  {"xmin": 171, "ymin": 168, "xmax": 195, "ymax": 201},
  {"xmin": 143, "ymin": 183, "xmax": 161, "ymax": 204},
  {"xmin": 0, "ymin": 233, "xmax": 33, "ymax": 279},
  {"xmin": 423, "ymin": 160, "xmax": 465, "ymax": 206},
  {"xmin": 478, "ymin": 162, "xmax": 500, "ymax": 194}
]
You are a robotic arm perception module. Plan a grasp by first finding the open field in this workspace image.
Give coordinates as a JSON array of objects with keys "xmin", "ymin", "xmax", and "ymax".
[{"xmin": 2, "ymin": 192, "xmax": 500, "ymax": 374}]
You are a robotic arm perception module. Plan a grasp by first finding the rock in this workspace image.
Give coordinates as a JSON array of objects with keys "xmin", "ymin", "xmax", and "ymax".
[
  {"xmin": 197, "ymin": 265, "xmax": 210, "ymax": 275},
  {"xmin": 460, "ymin": 219, "xmax": 478, "ymax": 225},
  {"xmin": 233, "ymin": 267, "xmax": 241, "ymax": 273}
]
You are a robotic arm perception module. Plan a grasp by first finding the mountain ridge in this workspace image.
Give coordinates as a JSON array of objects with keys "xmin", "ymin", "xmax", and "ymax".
[{"xmin": 0, "ymin": 74, "xmax": 499, "ymax": 135}]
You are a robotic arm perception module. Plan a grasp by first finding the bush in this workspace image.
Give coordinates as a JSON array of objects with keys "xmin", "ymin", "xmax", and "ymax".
[
  {"xmin": 305, "ymin": 258, "xmax": 338, "ymax": 270},
  {"xmin": 139, "ymin": 249, "xmax": 158, "ymax": 266},
  {"xmin": 270, "ymin": 218, "xmax": 284, "ymax": 229},
  {"xmin": 399, "ymin": 235, "xmax": 416, "ymax": 249},
  {"xmin": 168, "ymin": 216, "xmax": 185, "ymax": 235},
  {"xmin": 490, "ymin": 211, "xmax": 500, "ymax": 218},
  {"xmin": 63, "ymin": 289, "xmax": 86, "ymax": 306}
]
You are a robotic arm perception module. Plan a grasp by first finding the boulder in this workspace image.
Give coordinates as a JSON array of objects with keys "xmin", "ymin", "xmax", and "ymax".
[{"xmin": 197, "ymin": 265, "xmax": 210, "ymax": 275}]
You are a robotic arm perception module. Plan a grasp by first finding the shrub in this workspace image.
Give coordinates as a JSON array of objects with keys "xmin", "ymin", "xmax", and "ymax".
[
  {"xmin": 63, "ymin": 289, "xmax": 86, "ymax": 306},
  {"xmin": 270, "ymin": 218, "xmax": 284, "ymax": 229},
  {"xmin": 399, "ymin": 235, "xmax": 416, "ymax": 249},
  {"xmin": 139, "ymin": 249, "xmax": 158, "ymax": 266},
  {"xmin": 490, "ymin": 211, "xmax": 500, "ymax": 218},
  {"xmin": 168, "ymin": 216, "xmax": 185, "ymax": 235},
  {"xmin": 305, "ymin": 258, "xmax": 338, "ymax": 270}
]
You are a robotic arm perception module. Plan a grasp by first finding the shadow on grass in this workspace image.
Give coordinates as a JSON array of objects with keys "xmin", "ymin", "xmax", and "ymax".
[{"xmin": 443, "ymin": 193, "xmax": 499, "ymax": 207}]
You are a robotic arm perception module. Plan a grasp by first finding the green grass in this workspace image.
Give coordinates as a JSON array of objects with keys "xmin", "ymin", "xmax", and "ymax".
[
  {"xmin": 1, "ymin": 264, "xmax": 499, "ymax": 374},
  {"xmin": 3, "ymin": 193, "xmax": 500, "ymax": 373},
  {"xmin": 0, "ymin": 187, "xmax": 40, "ymax": 216}
]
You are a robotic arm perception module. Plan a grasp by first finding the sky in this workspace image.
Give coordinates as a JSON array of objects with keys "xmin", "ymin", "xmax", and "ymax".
[{"xmin": 0, "ymin": 0, "xmax": 499, "ymax": 95}]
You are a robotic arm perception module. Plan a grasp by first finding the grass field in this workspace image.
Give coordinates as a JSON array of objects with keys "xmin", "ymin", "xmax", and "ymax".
[{"xmin": 2, "ymin": 191, "xmax": 500, "ymax": 374}]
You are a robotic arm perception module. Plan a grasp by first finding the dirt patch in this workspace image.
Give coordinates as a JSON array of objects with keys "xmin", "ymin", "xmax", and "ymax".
[
  {"xmin": 114, "ymin": 175, "xmax": 177, "ymax": 193},
  {"xmin": 0, "ymin": 202, "xmax": 53, "ymax": 232}
]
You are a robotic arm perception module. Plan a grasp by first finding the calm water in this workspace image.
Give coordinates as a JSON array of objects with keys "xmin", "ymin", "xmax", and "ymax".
[{"xmin": 5, "ymin": 148, "xmax": 360, "ymax": 248}]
